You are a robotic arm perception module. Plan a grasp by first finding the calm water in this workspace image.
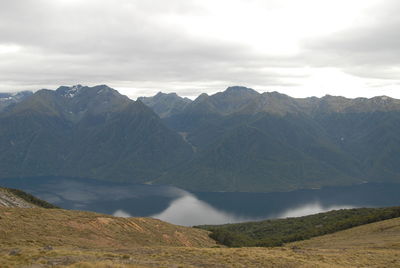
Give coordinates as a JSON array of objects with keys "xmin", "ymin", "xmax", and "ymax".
[{"xmin": 1, "ymin": 177, "xmax": 400, "ymax": 226}]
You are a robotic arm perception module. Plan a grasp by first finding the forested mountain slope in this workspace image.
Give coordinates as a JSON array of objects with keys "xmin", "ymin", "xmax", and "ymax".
[{"xmin": 143, "ymin": 86, "xmax": 400, "ymax": 191}]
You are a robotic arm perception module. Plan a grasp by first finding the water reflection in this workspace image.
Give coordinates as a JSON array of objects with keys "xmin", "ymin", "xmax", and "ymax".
[
  {"xmin": 113, "ymin": 194, "xmax": 356, "ymax": 226},
  {"xmin": 151, "ymin": 194, "xmax": 253, "ymax": 226},
  {"xmin": 0, "ymin": 176, "xmax": 399, "ymax": 226},
  {"xmin": 277, "ymin": 203, "xmax": 354, "ymax": 218},
  {"xmin": 112, "ymin": 193, "xmax": 254, "ymax": 226},
  {"xmin": 151, "ymin": 196, "xmax": 355, "ymax": 226},
  {"xmin": 0, "ymin": 177, "xmax": 182, "ymax": 216}
]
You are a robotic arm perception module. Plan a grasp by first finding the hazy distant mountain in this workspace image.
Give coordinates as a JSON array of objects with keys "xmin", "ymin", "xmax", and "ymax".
[
  {"xmin": 187, "ymin": 86, "xmax": 260, "ymax": 115},
  {"xmin": 138, "ymin": 92, "xmax": 192, "ymax": 118},
  {"xmin": 0, "ymin": 91, "xmax": 33, "ymax": 112},
  {"xmin": 157, "ymin": 86, "xmax": 260, "ymax": 133},
  {"xmin": 0, "ymin": 85, "xmax": 192, "ymax": 182}
]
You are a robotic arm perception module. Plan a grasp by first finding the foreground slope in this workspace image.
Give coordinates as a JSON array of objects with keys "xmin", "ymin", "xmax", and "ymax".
[
  {"xmin": 1, "ymin": 210, "xmax": 399, "ymax": 267},
  {"xmin": 197, "ymin": 207, "xmax": 400, "ymax": 247},
  {"xmin": 0, "ymin": 190, "xmax": 398, "ymax": 268},
  {"xmin": 291, "ymin": 217, "xmax": 400, "ymax": 250},
  {"xmin": 0, "ymin": 208, "xmax": 215, "ymax": 249}
]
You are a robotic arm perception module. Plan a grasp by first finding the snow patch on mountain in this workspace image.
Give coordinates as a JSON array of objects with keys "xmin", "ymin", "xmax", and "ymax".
[{"xmin": 63, "ymin": 85, "xmax": 83, "ymax": 98}]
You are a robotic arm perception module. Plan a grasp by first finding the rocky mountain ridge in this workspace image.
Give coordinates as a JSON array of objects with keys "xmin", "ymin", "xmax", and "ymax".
[
  {"xmin": 0, "ymin": 91, "xmax": 33, "ymax": 112},
  {"xmin": 0, "ymin": 85, "xmax": 192, "ymax": 183},
  {"xmin": 1, "ymin": 85, "xmax": 400, "ymax": 192},
  {"xmin": 141, "ymin": 86, "xmax": 400, "ymax": 118},
  {"xmin": 141, "ymin": 86, "xmax": 400, "ymax": 191},
  {"xmin": 138, "ymin": 91, "xmax": 192, "ymax": 118}
]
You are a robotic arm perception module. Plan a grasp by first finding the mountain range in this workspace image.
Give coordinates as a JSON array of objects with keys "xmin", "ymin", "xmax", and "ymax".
[
  {"xmin": 0, "ymin": 85, "xmax": 192, "ymax": 183},
  {"xmin": 1, "ymin": 85, "xmax": 400, "ymax": 192},
  {"xmin": 141, "ymin": 86, "xmax": 400, "ymax": 191},
  {"xmin": 0, "ymin": 91, "xmax": 33, "ymax": 112}
]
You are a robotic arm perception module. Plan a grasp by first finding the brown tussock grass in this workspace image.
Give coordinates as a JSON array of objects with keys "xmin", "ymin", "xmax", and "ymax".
[{"xmin": 0, "ymin": 208, "xmax": 399, "ymax": 267}]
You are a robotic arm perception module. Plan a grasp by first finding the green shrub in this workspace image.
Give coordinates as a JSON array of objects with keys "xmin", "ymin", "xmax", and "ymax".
[{"xmin": 197, "ymin": 207, "xmax": 400, "ymax": 247}]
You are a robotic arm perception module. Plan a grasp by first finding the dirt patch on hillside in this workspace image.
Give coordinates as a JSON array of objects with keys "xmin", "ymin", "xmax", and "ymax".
[
  {"xmin": 97, "ymin": 217, "xmax": 113, "ymax": 225},
  {"xmin": 0, "ymin": 208, "xmax": 216, "ymax": 249}
]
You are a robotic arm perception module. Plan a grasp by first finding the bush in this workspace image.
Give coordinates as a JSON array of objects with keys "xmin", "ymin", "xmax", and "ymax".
[{"xmin": 197, "ymin": 206, "xmax": 400, "ymax": 247}]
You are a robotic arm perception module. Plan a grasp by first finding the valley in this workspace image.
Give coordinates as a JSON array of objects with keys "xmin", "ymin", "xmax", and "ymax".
[
  {"xmin": 1, "ymin": 85, "xmax": 400, "ymax": 267},
  {"xmin": 3, "ymin": 1, "xmax": 400, "ymax": 266}
]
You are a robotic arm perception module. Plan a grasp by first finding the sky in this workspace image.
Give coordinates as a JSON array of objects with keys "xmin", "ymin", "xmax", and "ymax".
[{"xmin": 1, "ymin": 0, "xmax": 400, "ymax": 99}]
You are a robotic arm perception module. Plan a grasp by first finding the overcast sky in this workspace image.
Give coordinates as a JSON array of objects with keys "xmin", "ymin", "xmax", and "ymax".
[{"xmin": 1, "ymin": 0, "xmax": 400, "ymax": 99}]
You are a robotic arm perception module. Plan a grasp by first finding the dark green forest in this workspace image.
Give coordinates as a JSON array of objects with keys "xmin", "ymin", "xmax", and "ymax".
[
  {"xmin": 2, "ymin": 85, "xmax": 400, "ymax": 192},
  {"xmin": 197, "ymin": 207, "xmax": 400, "ymax": 247}
]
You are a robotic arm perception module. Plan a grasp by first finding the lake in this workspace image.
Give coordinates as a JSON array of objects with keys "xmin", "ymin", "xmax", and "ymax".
[{"xmin": 1, "ymin": 177, "xmax": 399, "ymax": 226}]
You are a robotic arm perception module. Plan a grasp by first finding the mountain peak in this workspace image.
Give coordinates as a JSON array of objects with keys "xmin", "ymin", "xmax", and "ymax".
[
  {"xmin": 372, "ymin": 95, "xmax": 392, "ymax": 102},
  {"xmin": 138, "ymin": 92, "xmax": 192, "ymax": 118},
  {"xmin": 91, "ymin": 84, "xmax": 113, "ymax": 92},
  {"xmin": 195, "ymin": 93, "xmax": 209, "ymax": 102},
  {"xmin": 56, "ymin": 84, "xmax": 84, "ymax": 98},
  {"xmin": 154, "ymin": 91, "xmax": 165, "ymax": 97},
  {"xmin": 224, "ymin": 86, "xmax": 259, "ymax": 96},
  {"xmin": 262, "ymin": 91, "xmax": 290, "ymax": 99},
  {"xmin": 153, "ymin": 92, "xmax": 180, "ymax": 99},
  {"xmin": 55, "ymin": 84, "xmax": 121, "ymax": 100}
]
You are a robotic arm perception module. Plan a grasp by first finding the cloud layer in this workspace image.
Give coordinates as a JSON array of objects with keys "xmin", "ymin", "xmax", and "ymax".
[{"xmin": 1, "ymin": 0, "xmax": 400, "ymax": 99}]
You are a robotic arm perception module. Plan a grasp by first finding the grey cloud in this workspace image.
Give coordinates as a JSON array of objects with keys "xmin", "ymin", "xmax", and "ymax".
[
  {"xmin": 1, "ymin": 0, "xmax": 400, "ymax": 97},
  {"xmin": 302, "ymin": 0, "xmax": 400, "ymax": 80},
  {"xmin": 0, "ymin": 0, "xmax": 305, "ymax": 94}
]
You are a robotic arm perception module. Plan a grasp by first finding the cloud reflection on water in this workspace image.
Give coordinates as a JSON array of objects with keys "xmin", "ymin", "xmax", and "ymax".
[
  {"xmin": 151, "ymin": 194, "xmax": 254, "ymax": 226},
  {"xmin": 277, "ymin": 202, "xmax": 355, "ymax": 218},
  {"xmin": 113, "ymin": 193, "xmax": 355, "ymax": 226}
]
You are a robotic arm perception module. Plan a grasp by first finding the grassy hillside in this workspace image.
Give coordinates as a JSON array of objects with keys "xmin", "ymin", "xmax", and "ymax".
[
  {"xmin": 1, "ymin": 215, "xmax": 399, "ymax": 267},
  {"xmin": 0, "ymin": 208, "xmax": 216, "ymax": 249},
  {"xmin": 197, "ymin": 207, "xmax": 400, "ymax": 247},
  {"xmin": 291, "ymin": 217, "xmax": 400, "ymax": 249}
]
